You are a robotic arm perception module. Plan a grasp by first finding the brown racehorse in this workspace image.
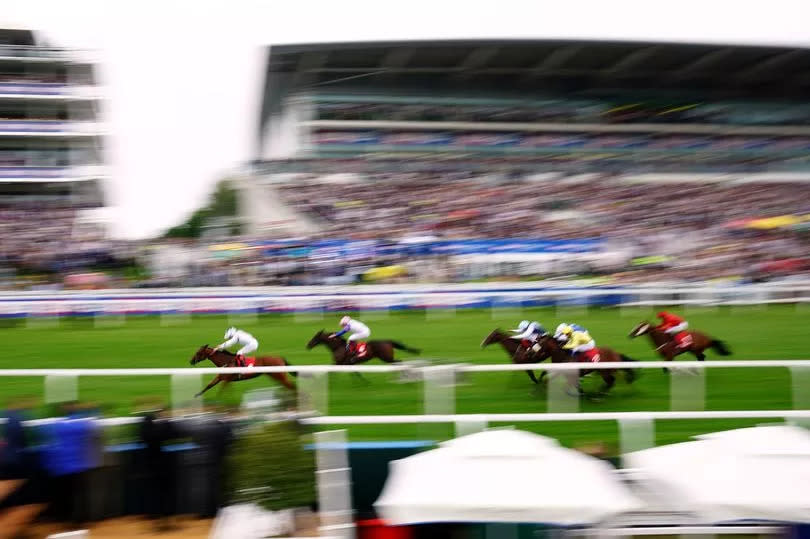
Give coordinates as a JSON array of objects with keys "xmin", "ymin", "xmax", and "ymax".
[
  {"xmin": 480, "ymin": 328, "xmax": 550, "ymax": 384},
  {"xmin": 536, "ymin": 335, "xmax": 638, "ymax": 397},
  {"xmin": 306, "ymin": 330, "xmax": 420, "ymax": 365},
  {"xmin": 189, "ymin": 345, "xmax": 297, "ymax": 397},
  {"xmin": 628, "ymin": 321, "xmax": 731, "ymax": 367}
]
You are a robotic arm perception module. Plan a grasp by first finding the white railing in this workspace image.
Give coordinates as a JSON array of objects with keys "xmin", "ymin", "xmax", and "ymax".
[
  {"xmin": 299, "ymin": 409, "xmax": 810, "ymax": 424},
  {"xmin": 301, "ymin": 409, "xmax": 810, "ymax": 458},
  {"xmin": 0, "ymin": 359, "xmax": 808, "ymax": 376},
  {"xmin": 0, "ymin": 359, "xmax": 805, "ymax": 375},
  {"xmin": 3, "ymin": 283, "xmax": 810, "ymax": 315},
  {"xmin": 7, "ymin": 360, "xmax": 810, "ymax": 427}
]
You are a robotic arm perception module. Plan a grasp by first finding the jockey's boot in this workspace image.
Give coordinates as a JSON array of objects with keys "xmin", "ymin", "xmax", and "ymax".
[{"xmin": 345, "ymin": 343, "xmax": 356, "ymax": 364}]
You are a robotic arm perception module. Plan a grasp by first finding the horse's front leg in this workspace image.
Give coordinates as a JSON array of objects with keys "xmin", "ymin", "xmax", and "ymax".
[
  {"xmin": 195, "ymin": 374, "xmax": 223, "ymax": 398},
  {"xmin": 659, "ymin": 345, "xmax": 675, "ymax": 373}
]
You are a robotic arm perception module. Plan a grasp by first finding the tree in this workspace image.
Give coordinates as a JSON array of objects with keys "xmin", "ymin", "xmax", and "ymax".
[
  {"xmin": 227, "ymin": 421, "xmax": 316, "ymax": 511},
  {"xmin": 164, "ymin": 180, "xmax": 239, "ymax": 239}
]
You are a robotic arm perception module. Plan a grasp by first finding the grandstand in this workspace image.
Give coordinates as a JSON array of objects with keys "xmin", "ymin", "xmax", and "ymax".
[
  {"xmin": 0, "ymin": 28, "xmax": 110, "ymax": 285},
  {"xmin": 231, "ymin": 40, "xmax": 810, "ymax": 284}
]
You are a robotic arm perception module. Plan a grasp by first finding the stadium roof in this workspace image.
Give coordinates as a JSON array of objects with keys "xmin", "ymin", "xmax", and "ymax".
[{"xmin": 258, "ymin": 39, "xmax": 810, "ymax": 144}]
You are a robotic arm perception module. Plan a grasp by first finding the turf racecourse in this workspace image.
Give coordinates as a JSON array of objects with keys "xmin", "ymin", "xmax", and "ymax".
[{"xmin": 1, "ymin": 305, "xmax": 807, "ymax": 448}]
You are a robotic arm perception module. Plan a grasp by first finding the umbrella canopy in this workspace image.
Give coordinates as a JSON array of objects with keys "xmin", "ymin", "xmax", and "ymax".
[
  {"xmin": 374, "ymin": 429, "xmax": 642, "ymax": 526},
  {"xmin": 624, "ymin": 425, "xmax": 810, "ymax": 523}
]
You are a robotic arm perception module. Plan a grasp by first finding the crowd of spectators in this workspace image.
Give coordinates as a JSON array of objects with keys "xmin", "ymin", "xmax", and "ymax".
[
  {"xmin": 313, "ymin": 97, "xmax": 810, "ymax": 126},
  {"xmin": 0, "ymin": 202, "xmax": 139, "ymax": 290},
  {"xmin": 274, "ymin": 174, "xmax": 810, "ymax": 283}
]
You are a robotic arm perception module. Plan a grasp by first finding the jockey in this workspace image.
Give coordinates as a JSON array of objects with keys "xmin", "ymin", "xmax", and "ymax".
[
  {"xmin": 553, "ymin": 322, "xmax": 587, "ymax": 343},
  {"xmin": 510, "ymin": 320, "xmax": 546, "ymax": 353},
  {"xmin": 331, "ymin": 316, "xmax": 371, "ymax": 355},
  {"xmin": 561, "ymin": 327, "xmax": 597, "ymax": 359},
  {"xmin": 655, "ymin": 311, "xmax": 689, "ymax": 342},
  {"xmin": 215, "ymin": 327, "xmax": 258, "ymax": 364}
]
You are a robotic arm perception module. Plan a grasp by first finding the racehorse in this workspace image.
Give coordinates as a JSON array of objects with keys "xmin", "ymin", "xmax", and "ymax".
[
  {"xmin": 536, "ymin": 335, "xmax": 638, "ymax": 397},
  {"xmin": 480, "ymin": 328, "xmax": 550, "ymax": 384},
  {"xmin": 306, "ymin": 330, "xmax": 421, "ymax": 366},
  {"xmin": 189, "ymin": 345, "xmax": 297, "ymax": 397},
  {"xmin": 628, "ymin": 321, "xmax": 731, "ymax": 366}
]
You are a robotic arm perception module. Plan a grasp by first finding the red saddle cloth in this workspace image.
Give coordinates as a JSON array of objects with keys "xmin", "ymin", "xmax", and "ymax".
[
  {"xmin": 674, "ymin": 332, "xmax": 692, "ymax": 348},
  {"xmin": 235, "ymin": 356, "xmax": 256, "ymax": 367},
  {"xmin": 350, "ymin": 342, "xmax": 369, "ymax": 358},
  {"xmin": 578, "ymin": 349, "xmax": 601, "ymax": 363}
]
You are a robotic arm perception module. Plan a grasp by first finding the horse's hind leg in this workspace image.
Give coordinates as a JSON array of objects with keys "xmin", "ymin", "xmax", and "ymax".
[
  {"xmin": 598, "ymin": 372, "xmax": 616, "ymax": 395},
  {"xmin": 196, "ymin": 375, "xmax": 223, "ymax": 398}
]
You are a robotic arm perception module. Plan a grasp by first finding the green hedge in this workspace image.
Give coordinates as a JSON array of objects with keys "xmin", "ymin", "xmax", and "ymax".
[{"xmin": 227, "ymin": 421, "xmax": 316, "ymax": 511}]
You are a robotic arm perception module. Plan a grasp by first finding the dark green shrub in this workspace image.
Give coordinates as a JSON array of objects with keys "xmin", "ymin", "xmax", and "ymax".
[{"xmin": 227, "ymin": 421, "xmax": 316, "ymax": 511}]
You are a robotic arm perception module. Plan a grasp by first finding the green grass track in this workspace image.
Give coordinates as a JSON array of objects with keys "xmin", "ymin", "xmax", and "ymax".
[{"xmin": 1, "ymin": 305, "xmax": 809, "ymax": 448}]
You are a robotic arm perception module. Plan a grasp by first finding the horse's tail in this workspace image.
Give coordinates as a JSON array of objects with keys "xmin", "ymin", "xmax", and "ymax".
[
  {"xmin": 620, "ymin": 354, "xmax": 640, "ymax": 383},
  {"xmin": 710, "ymin": 339, "xmax": 731, "ymax": 356},
  {"xmin": 390, "ymin": 341, "xmax": 421, "ymax": 355},
  {"xmin": 283, "ymin": 358, "xmax": 298, "ymax": 377}
]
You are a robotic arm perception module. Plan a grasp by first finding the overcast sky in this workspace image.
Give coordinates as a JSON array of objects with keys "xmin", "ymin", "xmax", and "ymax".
[{"xmin": 5, "ymin": 0, "xmax": 810, "ymax": 239}]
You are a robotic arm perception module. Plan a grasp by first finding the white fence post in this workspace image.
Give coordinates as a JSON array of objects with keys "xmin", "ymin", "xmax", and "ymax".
[
  {"xmin": 620, "ymin": 416, "xmax": 655, "ymax": 456},
  {"xmin": 171, "ymin": 373, "xmax": 202, "ymax": 415},
  {"xmin": 314, "ymin": 430, "xmax": 356, "ymax": 539},
  {"xmin": 44, "ymin": 374, "xmax": 78, "ymax": 404},
  {"xmin": 160, "ymin": 301, "xmax": 190, "ymax": 326},
  {"xmin": 299, "ymin": 371, "xmax": 329, "ymax": 415},
  {"xmin": 789, "ymin": 366, "xmax": 810, "ymax": 428},
  {"xmin": 455, "ymin": 417, "xmax": 488, "ymax": 438},
  {"xmin": 26, "ymin": 301, "xmax": 60, "ymax": 329},
  {"xmin": 95, "ymin": 301, "xmax": 125, "ymax": 328},
  {"xmin": 669, "ymin": 365, "xmax": 706, "ymax": 411},
  {"xmin": 228, "ymin": 300, "xmax": 258, "ymax": 327},
  {"xmin": 547, "ymin": 367, "xmax": 580, "ymax": 414},
  {"xmin": 423, "ymin": 365, "xmax": 456, "ymax": 440}
]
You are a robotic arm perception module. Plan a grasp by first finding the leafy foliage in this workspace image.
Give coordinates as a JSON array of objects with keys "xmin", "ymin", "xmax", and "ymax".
[
  {"xmin": 227, "ymin": 421, "xmax": 316, "ymax": 511},
  {"xmin": 164, "ymin": 180, "xmax": 239, "ymax": 238}
]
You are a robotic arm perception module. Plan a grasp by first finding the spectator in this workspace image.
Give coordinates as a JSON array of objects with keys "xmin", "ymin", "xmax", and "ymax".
[{"xmin": 41, "ymin": 401, "xmax": 100, "ymax": 526}]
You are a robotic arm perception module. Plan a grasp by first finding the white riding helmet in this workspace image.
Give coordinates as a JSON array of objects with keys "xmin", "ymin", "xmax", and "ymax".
[
  {"xmin": 517, "ymin": 320, "xmax": 530, "ymax": 332},
  {"xmin": 224, "ymin": 327, "xmax": 236, "ymax": 339},
  {"xmin": 340, "ymin": 316, "xmax": 351, "ymax": 326}
]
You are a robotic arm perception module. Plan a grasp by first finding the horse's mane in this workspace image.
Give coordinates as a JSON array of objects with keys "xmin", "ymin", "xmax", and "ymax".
[{"xmin": 216, "ymin": 348, "xmax": 237, "ymax": 356}]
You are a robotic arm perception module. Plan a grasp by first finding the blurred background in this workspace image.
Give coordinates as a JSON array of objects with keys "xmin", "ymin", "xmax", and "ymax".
[{"xmin": 2, "ymin": 1, "xmax": 810, "ymax": 538}]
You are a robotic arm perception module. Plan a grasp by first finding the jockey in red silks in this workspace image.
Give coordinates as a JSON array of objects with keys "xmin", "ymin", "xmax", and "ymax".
[{"xmin": 655, "ymin": 311, "xmax": 690, "ymax": 347}]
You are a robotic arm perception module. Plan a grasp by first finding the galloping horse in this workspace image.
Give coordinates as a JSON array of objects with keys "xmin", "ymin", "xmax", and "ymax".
[
  {"xmin": 306, "ymin": 330, "xmax": 421, "ymax": 365},
  {"xmin": 189, "ymin": 345, "xmax": 297, "ymax": 397},
  {"xmin": 628, "ymin": 321, "xmax": 731, "ymax": 365},
  {"xmin": 536, "ymin": 335, "xmax": 638, "ymax": 396},
  {"xmin": 480, "ymin": 328, "xmax": 549, "ymax": 384}
]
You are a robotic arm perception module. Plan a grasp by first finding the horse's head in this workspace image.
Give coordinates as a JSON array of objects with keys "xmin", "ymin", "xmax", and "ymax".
[
  {"xmin": 306, "ymin": 330, "xmax": 326, "ymax": 350},
  {"xmin": 190, "ymin": 344, "xmax": 213, "ymax": 365},
  {"xmin": 629, "ymin": 321, "xmax": 651, "ymax": 339},
  {"xmin": 480, "ymin": 328, "xmax": 505, "ymax": 349}
]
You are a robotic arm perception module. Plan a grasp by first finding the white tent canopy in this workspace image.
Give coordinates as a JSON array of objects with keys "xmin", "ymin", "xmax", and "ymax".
[
  {"xmin": 624, "ymin": 425, "xmax": 810, "ymax": 524},
  {"xmin": 374, "ymin": 429, "xmax": 642, "ymax": 526}
]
